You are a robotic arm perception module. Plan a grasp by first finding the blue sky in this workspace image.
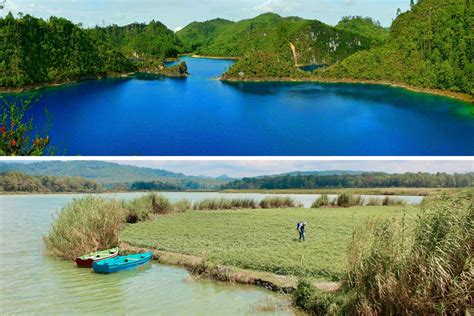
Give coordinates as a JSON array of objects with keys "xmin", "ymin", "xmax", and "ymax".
[
  {"xmin": 113, "ymin": 160, "xmax": 473, "ymax": 178},
  {"xmin": 1, "ymin": 0, "xmax": 410, "ymax": 30}
]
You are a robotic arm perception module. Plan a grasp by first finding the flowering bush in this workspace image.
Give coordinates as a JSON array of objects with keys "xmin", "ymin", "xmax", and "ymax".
[{"xmin": 1, "ymin": 96, "xmax": 53, "ymax": 156}]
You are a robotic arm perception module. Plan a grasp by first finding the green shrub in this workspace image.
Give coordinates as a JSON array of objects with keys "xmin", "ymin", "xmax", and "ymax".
[
  {"xmin": 173, "ymin": 199, "xmax": 192, "ymax": 212},
  {"xmin": 193, "ymin": 198, "xmax": 257, "ymax": 210},
  {"xmin": 311, "ymin": 194, "xmax": 330, "ymax": 208},
  {"xmin": 125, "ymin": 193, "xmax": 174, "ymax": 223},
  {"xmin": 366, "ymin": 197, "xmax": 383, "ymax": 206},
  {"xmin": 333, "ymin": 194, "xmax": 363, "ymax": 207},
  {"xmin": 43, "ymin": 196, "xmax": 128, "ymax": 259},
  {"xmin": 293, "ymin": 279, "xmax": 317, "ymax": 311},
  {"xmin": 382, "ymin": 196, "xmax": 406, "ymax": 206},
  {"xmin": 293, "ymin": 280, "xmax": 355, "ymax": 315},
  {"xmin": 259, "ymin": 196, "xmax": 296, "ymax": 209},
  {"xmin": 346, "ymin": 195, "xmax": 473, "ymax": 314},
  {"xmin": 150, "ymin": 193, "xmax": 174, "ymax": 214}
]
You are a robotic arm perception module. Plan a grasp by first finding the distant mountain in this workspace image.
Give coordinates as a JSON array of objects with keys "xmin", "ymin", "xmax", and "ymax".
[
  {"xmin": 276, "ymin": 170, "xmax": 369, "ymax": 177},
  {"xmin": 0, "ymin": 161, "xmax": 230, "ymax": 187},
  {"xmin": 178, "ymin": 12, "xmax": 382, "ymax": 65}
]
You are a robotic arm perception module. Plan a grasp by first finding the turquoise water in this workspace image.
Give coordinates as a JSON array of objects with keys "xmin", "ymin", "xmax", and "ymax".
[
  {"xmin": 0, "ymin": 194, "xmax": 293, "ymax": 315},
  {"xmin": 9, "ymin": 56, "xmax": 474, "ymax": 155}
]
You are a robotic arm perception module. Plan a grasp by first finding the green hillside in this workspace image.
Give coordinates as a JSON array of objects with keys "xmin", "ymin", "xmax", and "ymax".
[
  {"xmin": 0, "ymin": 161, "xmax": 230, "ymax": 188},
  {"xmin": 180, "ymin": 13, "xmax": 383, "ymax": 80},
  {"xmin": 319, "ymin": 0, "xmax": 473, "ymax": 95},
  {"xmin": 179, "ymin": 13, "xmax": 380, "ymax": 66},
  {"xmin": 0, "ymin": 13, "xmax": 135, "ymax": 88},
  {"xmin": 0, "ymin": 171, "xmax": 103, "ymax": 193},
  {"xmin": 336, "ymin": 16, "xmax": 389, "ymax": 42},
  {"xmin": 87, "ymin": 21, "xmax": 185, "ymax": 60},
  {"xmin": 177, "ymin": 18, "xmax": 234, "ymax": 52}
]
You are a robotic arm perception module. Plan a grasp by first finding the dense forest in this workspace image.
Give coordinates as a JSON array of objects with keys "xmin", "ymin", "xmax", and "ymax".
[
  {"xmin": 319, "ymin": 0, "xmax": 473, "ymax": 95},
  {"xmin": 178, "ymin": 13, "xmax": 384, "ymax": 80},
  {"xmin": 222, "ymin": 172, "xmax": 474, "ymax": 190},
  {"xmin": 0, "ymin": 172, "xmax": 103, "ymax": 193},
  {"xmin": 335, "ymin": 16, "xmax": 389, "ymax": 42},
  {"xmin": 86, "ymin": 21, "xmax": 184, "ymax": 60},
  {"xmin": 130, "ymin": 180, "xmax": 217, "ymax": 191},
  {"xmin": 0, "ymin": 14, "xmax": 188, "ymax": 88},
  {"xmin": 0, "ymin": 13, "xmax": 135, "ymax": 88}
]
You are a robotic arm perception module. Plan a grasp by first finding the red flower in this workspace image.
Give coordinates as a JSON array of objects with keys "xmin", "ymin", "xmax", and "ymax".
[
  {"xmin": 0, "ymin": 126, "xmax": 6, "ymax": 133},
  {"xmin": 11, "ymin": 140, "xmax": 17, "ymax": 146}
]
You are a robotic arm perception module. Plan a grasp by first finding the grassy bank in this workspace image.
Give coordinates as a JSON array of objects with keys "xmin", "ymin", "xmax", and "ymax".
[
  {"xmin": 293, "ymin": 191, "xmax": 473, "ymax": 315},
  {"xmin": 220, "ymin": 187, "xmax": 462, "ymax": 196},
  {"xmin": 120, "ymin": 205, "xmax": 418, "ymax": 280}
]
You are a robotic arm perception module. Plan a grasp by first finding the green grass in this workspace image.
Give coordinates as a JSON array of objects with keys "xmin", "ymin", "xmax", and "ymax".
[{"xmin": 120, "ymin": 205, "xmax": 419, "ymax": 280}]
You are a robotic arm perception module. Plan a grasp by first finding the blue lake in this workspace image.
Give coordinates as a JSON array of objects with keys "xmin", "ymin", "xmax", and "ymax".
[{"xmin": 12, "ymin": 57, "xmax": 474, "ymax": 155}]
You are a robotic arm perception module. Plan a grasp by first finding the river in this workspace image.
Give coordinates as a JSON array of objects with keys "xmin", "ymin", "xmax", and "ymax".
[{"xmin": 0, "ymin": 194, "xmax": 295, "ymax": 315}]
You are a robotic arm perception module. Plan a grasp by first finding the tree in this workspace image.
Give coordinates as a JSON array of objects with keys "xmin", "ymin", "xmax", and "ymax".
[{"xmin": 0, "ymin": 96, "xmax": 54, "ymax": 156}]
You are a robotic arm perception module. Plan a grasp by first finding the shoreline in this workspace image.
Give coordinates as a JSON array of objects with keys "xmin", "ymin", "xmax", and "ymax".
[
  {"xmin": 0, "ymin": 70, "xmax": 187, "ymax": 94},
  {"xmin": 190, "ymin": 54, "xmax": 239, "ymax": 60},
  {"xmin": 221, "ymin": 76, "xmax": 474, "ymax": 104},
  {"xmin": 121, "ymin": 243, "xmax": 340, "ymax": 294},
  {"xmin": 0, "ymin": 187, "xmax": 463, "ymax": 196}
]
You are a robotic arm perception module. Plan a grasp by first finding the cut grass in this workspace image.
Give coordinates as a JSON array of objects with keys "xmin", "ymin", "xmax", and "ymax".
[{"xmin": 120, "ymin": 206, "xmax": 419, "ymax": 280}]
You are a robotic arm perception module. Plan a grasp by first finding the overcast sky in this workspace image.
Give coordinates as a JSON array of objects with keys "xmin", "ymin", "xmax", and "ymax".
[
  {"xmin": 110, "ymin": 160, "xmax": 474, "ymax": 178},
  {"xmin": 1, "ymin": 0, "xmax": 410, "ymax": 30}
]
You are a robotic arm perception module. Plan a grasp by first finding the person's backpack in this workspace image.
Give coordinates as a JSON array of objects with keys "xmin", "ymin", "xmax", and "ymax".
[{"xmin": 296, "ymin": 222, "xmax": 301, "ymax": 230}]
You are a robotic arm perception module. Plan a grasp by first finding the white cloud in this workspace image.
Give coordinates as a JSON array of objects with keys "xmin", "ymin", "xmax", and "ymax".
[
  {"xmin": 253, "ymin": 0, "xmax": 299, "ymax": 13},
  {"xmin": 174, "ymin": 26, "xmax": 183, "ymax": 32}
]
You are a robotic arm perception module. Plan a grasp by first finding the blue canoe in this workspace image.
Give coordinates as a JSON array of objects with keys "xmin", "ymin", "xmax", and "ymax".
[{"xmin": 92, "ymin": 252, "xmax": 153, "ymax": 273}]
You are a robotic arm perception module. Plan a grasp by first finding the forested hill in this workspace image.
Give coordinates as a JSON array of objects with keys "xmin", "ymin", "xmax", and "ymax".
[
  {"xmin": 222, "ymin": 172, "xmax": 474, "ymax": 190},
  {"xmin": 0, "ymin": 172, "xmax": 103, "ymax": 193},
  {"xmin": 86, "ymin": 21, "xmax": 185, "ymax": 60},
  {"xmin": 319, "ymin": 0, "xmax": 473, "ymax": 95},
  {"xmin": 335, "ymin": 16, "xmax": 389, "ymax": 42},
  {"xmin": 178, "ymin": 13, "xmax": 383, "ymax": 67},
  {"xmin": 177, "ymin": 18, "xmax": 234, "ymax": 52},
  {"xmin": 0, "ymin": 13, "xmax": 135, "ymax": 88},
  {"xmin": 0, "ymin": 14, "xmax": 188, "ymax": 89},
  {"xmin": 0, "ymin": 161, "xmax": 231, "ymax": 188}
]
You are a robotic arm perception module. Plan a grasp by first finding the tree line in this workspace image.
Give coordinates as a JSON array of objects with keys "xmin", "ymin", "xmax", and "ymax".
[
  {"xmin": 221, "ymin": 172, "xmax": 474, "ymax": 190},
  {"xmin": 0, "ymin": 172, "xmax": 103, "ymax": 193}
]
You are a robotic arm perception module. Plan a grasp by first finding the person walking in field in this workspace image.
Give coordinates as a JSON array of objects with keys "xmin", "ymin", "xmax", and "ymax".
[{"xmin": 296, "ymin": 221, "xmax": 307, "ymax": 241}]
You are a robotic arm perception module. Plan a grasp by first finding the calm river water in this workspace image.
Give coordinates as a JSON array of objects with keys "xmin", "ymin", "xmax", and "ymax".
[
  {"xmin": 9, "ymin": 56, "xmax": 473, "ymax": 156},
  {"xmin": 0, "ymin": 194, "xmax": 295, "ymax": 315}
]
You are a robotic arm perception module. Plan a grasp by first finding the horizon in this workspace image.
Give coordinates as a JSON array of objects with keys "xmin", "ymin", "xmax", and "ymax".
[
  {"xmin": 1, "ymin": 160, "xmax": 472, "ymax": 178},
  {"xmin": 0, "ymin": 0, "xmax": 410, "ymax": 30}
]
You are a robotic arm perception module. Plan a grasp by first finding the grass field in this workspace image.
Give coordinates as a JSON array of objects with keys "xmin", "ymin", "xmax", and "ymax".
[{"xmin": 120, "ymin": 206, "xmax": 419, "ymax": 280}]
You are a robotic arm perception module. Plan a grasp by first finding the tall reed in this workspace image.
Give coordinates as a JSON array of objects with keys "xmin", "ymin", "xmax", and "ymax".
[
  {"xmin": 193, "ymin": 198, "xmax": 257, "ymax": 210},
  {"xmin": 259, "ymin": 196, "xmax": 296, "ymax": 209},
  {"xmin": 311, "ymin": 194, "xmax": 330, "ymax": 208},
  {"xmin": 43, "ymin": 196, "xmax": 128, "ymax": 259},
  {"xmin": 346, "ymin": 195, "xmax": 473, "ymax": 314}
]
